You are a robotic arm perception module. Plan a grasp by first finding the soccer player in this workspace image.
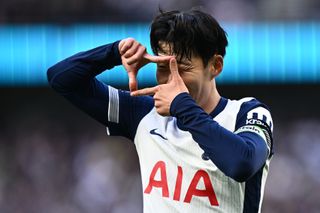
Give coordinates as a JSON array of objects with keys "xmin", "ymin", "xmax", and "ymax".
[{"xmin": 47, "ymin": 9, "xmax": 273, "ymax": 213}]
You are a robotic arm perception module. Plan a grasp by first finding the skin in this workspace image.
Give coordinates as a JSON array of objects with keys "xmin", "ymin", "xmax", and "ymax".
[{"xmin": 118, "ymin": 38, "xmax": 224, "ymax": 116}]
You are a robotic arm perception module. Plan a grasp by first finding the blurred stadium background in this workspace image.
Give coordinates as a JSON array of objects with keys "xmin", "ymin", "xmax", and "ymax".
[{"xmin": 0, "ymin": 0, "xmax": 320, "ymax": 212}]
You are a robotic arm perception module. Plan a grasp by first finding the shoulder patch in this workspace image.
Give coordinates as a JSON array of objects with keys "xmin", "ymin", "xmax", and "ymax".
[
  {"xmin": 246, "ymin": 107, "xmax": 273, "ymax": 132},
  {"xmin": 234, "ymin": 97, "xmax": 274, "ymax": 157}
]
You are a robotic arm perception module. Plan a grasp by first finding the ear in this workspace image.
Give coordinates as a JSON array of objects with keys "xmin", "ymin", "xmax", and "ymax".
[{"xmin": 207, "ymin": 55, "xmax": 223, "ymax": 80}]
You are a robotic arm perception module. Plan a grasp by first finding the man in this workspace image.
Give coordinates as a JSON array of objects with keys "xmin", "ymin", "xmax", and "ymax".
[{"xmin": 47, "ymin": 9, "xmax": 273, "ymax": 213}]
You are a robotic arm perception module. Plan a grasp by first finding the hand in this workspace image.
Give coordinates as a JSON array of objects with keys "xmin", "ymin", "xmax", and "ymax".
[
  {"xmin": 119, "ymin": 38, "xmax": 172, "ymax": 92},
  {"xmin": 131, "ymin": 58, "xmax": 189, "ymax": 116}
]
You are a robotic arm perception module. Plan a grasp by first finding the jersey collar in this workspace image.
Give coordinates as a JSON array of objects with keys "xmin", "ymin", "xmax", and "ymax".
[{"xmin": 209, "ymin": 97, "xmax": 228, "ymax": 118}]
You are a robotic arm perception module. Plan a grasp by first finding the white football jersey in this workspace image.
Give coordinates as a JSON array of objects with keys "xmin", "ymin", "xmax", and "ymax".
[{"xmin": 106, "ymin": 86, "xmax": 273, "ymax": 213}]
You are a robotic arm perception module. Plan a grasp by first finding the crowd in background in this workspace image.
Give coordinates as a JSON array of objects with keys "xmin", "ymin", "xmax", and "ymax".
[
  {"xmin": 0, "ymin": 0, "xmax": 319, "ymax": 212},
  {"xmin": 0, "ymin": 90, "xmax": 143, "ymax": 213},
  {"xmin": 0, "ymin": 0, "xmax": 319, "ymax": 23},
  {"xmin": 0, "ymin": 87, "xmax": 319, "ymax": 213}
]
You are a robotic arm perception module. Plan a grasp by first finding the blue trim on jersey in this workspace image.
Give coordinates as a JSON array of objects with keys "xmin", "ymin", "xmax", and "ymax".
[
  {"xmin": 170, "ymin": 93, "xmax": 269, "ymax": 182},
  {"xmin": 209, "ymin": 97, "xmax": 228, "ymax": 118},
  {"xmin": 243, "ymin": 167, "xmax": 263, "ymax": 213}
]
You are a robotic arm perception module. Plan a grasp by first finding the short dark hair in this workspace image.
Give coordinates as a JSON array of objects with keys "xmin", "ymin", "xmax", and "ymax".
[{"xmin": 150, "ymin": 9, "xmax": 228, "ymax": 66}]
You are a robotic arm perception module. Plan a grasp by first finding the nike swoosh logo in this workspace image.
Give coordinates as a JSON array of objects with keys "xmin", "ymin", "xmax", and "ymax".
[{"xmin": 150, "ymin": 128, "xmax": 168, "ymax": 140}]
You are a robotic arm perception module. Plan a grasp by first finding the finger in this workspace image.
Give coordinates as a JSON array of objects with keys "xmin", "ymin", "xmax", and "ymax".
[
  {"xmin": 144, "ymin": 54, "xmax": 173, "ymax": 64},
  {"xmin": 120, "ymin": 39, "xmax": 134, "ymax": 55},
  {"xmin": 123, "ymin": 42, "xmax": 141, "ymax": 58},
  {"xmin": 118, "ymin": 40, "xmax": 125, "ymax": 53},
  {"xmin": 128, "ymin": 72, "xmax": 138, "ymax": 92},
  {"xmin": 126, "ymin": 46, "xmax": 147, "ymax": 65},
  {"xmin": 169, "ymin": 57, "xmax": 180, "ymax": 80},
  {"xmin": 131, "ymin": 86, "xmax": 159, "ymax": 96}
]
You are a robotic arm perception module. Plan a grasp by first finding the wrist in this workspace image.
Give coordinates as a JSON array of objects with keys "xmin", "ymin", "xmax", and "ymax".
[
  {"xmin": 109, "ymin": 40, "xmax": 122, "ymax": 66},
  {"xmin": 170, "ymin": 92, "xmax": 193, "ymax": 116}
]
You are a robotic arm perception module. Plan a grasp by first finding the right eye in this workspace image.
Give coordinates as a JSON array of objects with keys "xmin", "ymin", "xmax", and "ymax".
[{"xmin": 157, "ymin": 66, "xmax": 168, "ymax": 70}]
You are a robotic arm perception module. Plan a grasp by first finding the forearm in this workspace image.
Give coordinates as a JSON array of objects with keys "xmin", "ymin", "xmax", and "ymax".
[
  {"xmin": 47, "ymin": 41, "xmax": 121, "ymax": 94},
  {"xmin": 46, "ymin": 41, "xmax": 122, "ymax": 126},
  {"xmin": 170, "ymin": 93, "xmax": 269, "ymax": 182}
]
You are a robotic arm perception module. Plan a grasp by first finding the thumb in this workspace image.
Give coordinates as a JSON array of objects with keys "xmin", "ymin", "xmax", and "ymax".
[
  {"xmin": 169, "ymin": 57, "xmax": 181, "ymax": 81},
  {"xmin": 128, "ymin": 71, "xmax": 138, "ymax": 92}
]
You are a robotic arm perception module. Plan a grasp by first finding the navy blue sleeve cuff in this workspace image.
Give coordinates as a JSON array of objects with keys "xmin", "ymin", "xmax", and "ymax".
[
  {"xmin": 170, "ymin": 92, "xmax": 195, "ymax": 117},
  {"xmin": 106, "ymin": 40, "xmax": 122, "ymax": 68}
]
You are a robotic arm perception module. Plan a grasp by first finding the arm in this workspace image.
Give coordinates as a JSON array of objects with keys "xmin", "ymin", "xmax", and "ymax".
[
  {"xmin": 47, "ymin": 41, "xmax": 121, "ymax": 125},
  {"xmin": 170, "ymin": 93, "xmax": 273, "ymax": 182},
  {"xmin": 47, "ymin": 41, "xmax": 154, "ymax": 140},
  {"xmin": 47, "ymin": 38, "xmax": 174, "ymax": 140}
]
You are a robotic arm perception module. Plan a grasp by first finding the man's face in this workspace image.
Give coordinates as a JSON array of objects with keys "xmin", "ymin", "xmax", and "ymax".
[{"xmin": 156, "ymin": 42, "xmax": 212, "ymax": 102}]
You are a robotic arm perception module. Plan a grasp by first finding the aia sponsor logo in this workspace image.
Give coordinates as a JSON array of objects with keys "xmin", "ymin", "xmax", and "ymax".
[{"xmin": 144, "ymin": 161, "xmax": 219, "ymax": 206}]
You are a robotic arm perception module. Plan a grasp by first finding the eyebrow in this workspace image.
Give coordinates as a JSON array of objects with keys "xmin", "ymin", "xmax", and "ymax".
[
  {"xmin": 158, "ymin": 50, "xmax": 192, "ymax": 66},
  {"xmin": 157, "ymin": 60, "xmax": 191, "ymax": 67}
]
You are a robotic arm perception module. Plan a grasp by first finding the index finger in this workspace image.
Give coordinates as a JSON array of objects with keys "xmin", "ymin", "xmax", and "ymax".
[
  {"xmin": 144, "ymin": 54, "xmax": 173, "ymax": 64},
  {"xmin": 130, "ymin": 86, "xmax": 159, "ymax": 97}
]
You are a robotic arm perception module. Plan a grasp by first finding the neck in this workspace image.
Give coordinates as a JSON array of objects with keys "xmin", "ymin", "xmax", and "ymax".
[{"xmin": 197, "ymin": 81, "xmax": 221, "ymax": 114}]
